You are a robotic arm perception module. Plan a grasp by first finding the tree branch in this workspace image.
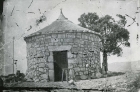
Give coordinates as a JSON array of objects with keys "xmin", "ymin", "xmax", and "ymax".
[{"xmin": 117, "ymin": 41, "xmax": 123, "ymax": 48}]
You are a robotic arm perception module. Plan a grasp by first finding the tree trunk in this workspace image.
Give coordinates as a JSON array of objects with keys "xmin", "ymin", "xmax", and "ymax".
[
  {"xmin": 102, "ymin": 50, "xmax": 108, "ymax": 74},
  {"xmin": 0, "ymin": 77, "xmax": 3, "ymax": 92}
]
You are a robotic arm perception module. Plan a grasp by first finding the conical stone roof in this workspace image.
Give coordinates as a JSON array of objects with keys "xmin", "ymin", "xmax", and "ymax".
[{"xmin": 25, "ymin": 9, "xmax": 98, "ymax": 38}]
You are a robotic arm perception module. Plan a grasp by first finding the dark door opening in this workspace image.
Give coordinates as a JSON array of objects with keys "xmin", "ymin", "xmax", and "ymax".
[{"xmin": 53, "ymin": 50, "xmax": 68, "ymax": 82}]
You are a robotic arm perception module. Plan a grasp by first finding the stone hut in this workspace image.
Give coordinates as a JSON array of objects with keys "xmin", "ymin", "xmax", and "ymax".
[{"xmin": 24, "ymin": 10, "xmax": 101, "ymax": 82}]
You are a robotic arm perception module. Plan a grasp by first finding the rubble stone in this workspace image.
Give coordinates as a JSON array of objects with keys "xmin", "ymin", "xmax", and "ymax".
[{"xmin": 49, "ymin": 70, "xmax": 54, "ymax": 81}]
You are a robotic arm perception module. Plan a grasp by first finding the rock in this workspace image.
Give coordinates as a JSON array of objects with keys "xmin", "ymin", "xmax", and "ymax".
[
  {"xmin": 86, "ymin": 64, "xmax": 89, "ymax": 68},
  {"xmin": 45, "ymin": 52, "xmax": 50, "ymax": 56},
  {"xmin": 49, "ymin": 70, "xmax": 54, "ymax": 81},
  {"xmin": 68, "ymin": 59, "xmax": 75, "ymax": 64},
  {"xmin": 68, "ymin": 79, "xmax": 75, "ymax": 85},
  {"xmin": 91, "ymin": 73, "xmax": 96, "ymax": 79},
  {"xmin": 68, "ymin": 63, "xmax": 73, "ymax": 68},
  {"xmin": 25, "ymin": 77, "xmax": 33, "ymax": 82},
  {"xmin": 33, "ymin": 78, "xmax": 39, "ymax": 82},
  {"xmin": 48, "ymin": 63, "xmax": 54, "ymax": 70},
  {"xmin": 83, "ymin": 71, "xmax": 88, "ymax": 75},
  {"xmin": 48, "ymin": 55, "xmax": 53, "ymax": 62},
  {"xmin": 79, "ymin": 71, "xmax": 83, "ymax": 75},
  {"xmin": 69, "ymin": 69, "xmax": 75, "ymax": 79},
  {"xmin": 40, "ymin": 79, "xmax": 48, "ymax": 82},
  {"xmin": 96, "ymin": 72, "xmax": 102, "ymax": 78},
  {"xmin": 67, "ymin": 52, "xmax": 73, "ymax": 58},
  {"xmin": 39, "ymin": 63, "xmax": 46, "ymax": 68},
  {"xmin": 80, "ymin": 75, "xmax": 88, "ymax": 80},
  {"xmin": 41, "ymin": 74, "xmax": 48, "ymax": 79}
]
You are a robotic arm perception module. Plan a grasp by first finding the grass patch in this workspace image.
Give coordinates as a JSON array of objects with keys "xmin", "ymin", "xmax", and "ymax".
[
  {"xmin": 100, "ymin": 71, "xmax": 125, "ymax": 78},
  {"xmin": 107, "ymin": 71, "xmax": 125, "ymax": 77}
]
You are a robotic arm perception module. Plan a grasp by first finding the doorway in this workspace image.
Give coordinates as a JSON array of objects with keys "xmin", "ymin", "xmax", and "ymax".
[{"xmin": 53, "ymin": 50, "xmax": 68, "ymax": 81}]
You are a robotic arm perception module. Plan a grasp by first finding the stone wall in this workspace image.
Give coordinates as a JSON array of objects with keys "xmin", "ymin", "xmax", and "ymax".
[{"xmin": 25, "ymin": 32, "xmax": 101, "ymax": 82}]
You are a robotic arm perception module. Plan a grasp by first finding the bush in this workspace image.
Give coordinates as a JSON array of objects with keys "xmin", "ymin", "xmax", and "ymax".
[
  {"xmin": 4, "ymin": 71, "xmax": 26, "ymax": 83},
  {"xmin": 107, "ymin": 71, "xmax": 125, "ymax": 77},
  {"xmin": 100, "ymin": 71, "xmax": 125, "ymax": 78}
]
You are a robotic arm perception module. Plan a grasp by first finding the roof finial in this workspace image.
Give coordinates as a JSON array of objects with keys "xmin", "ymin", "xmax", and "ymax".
[
  {"xmin": 60, "ymin": 8, "xmax": 62, "ymax": 14},
  {"xmin": 57, "ymin": 8, "xmax": 67, "ymax": 20}
]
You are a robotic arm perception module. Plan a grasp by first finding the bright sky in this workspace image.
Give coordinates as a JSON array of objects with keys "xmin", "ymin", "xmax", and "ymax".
[{"xmin": 2, "ymin": 0, "xmax": 140, "ymax": 74}]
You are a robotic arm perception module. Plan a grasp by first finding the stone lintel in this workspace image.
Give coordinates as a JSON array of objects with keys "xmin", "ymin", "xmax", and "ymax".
[{"xmin": 48, "ymin": 45, "xmax": 71, "ymax": 51}]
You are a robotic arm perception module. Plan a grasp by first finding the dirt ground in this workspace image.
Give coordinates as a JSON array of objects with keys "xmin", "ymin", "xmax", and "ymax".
[{"xmin": 4, "ymin": 71, "xmax": 140, "ymax": 92}]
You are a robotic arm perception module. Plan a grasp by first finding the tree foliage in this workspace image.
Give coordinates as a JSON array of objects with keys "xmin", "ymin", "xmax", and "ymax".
[{"xmin": 78, "ymin": 13, "xmax": 130, "ymax": 56}]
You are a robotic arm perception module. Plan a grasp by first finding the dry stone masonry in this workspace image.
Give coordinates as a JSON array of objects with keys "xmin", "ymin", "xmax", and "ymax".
[{"xmin": 24, "ymin": 10, "xmax": 102, "ymax": 82}]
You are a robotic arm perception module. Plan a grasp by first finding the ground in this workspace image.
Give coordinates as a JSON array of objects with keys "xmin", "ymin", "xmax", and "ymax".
[{"xmin": 4, "ymin": 71, "xmax": 140, "ymax": 92}]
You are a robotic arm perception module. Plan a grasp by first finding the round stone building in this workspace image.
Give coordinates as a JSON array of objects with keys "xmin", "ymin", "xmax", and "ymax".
[{"xmin": 24, "ymin": 10, "xmax": 101, "ymax": 82}]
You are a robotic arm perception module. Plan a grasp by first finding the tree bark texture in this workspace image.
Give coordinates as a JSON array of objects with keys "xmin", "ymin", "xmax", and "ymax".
[{"xmin": 102, "ymin": 50, "xmax": 108, "ymax": 74}]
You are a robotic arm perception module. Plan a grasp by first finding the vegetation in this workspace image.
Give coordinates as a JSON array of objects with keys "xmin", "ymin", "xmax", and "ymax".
[
  {"xmin": 1, "ymin": 71, "xmax": 26, "ymax": 83},
  {"xmin": 106, "ymin": 71, "xmax": 125, "ymax": 77},
  {"xmin": 128, "ymin": 73, "xmax": 140, "ymax": 92},
  {"xmin": 78, "ymin": 13, "xmax": 130, "ymax": 74}
]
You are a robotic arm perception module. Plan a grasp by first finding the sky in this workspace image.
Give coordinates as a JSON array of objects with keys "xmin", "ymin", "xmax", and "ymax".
[{"xmin": 2, "ymin": 0, "xmax": 140, "ymax": 75}]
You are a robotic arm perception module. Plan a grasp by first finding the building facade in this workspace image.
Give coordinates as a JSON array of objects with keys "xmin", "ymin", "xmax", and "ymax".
[{"xmin": 24, "ymin": 10, "xmax": 101, "ymax": 82}]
